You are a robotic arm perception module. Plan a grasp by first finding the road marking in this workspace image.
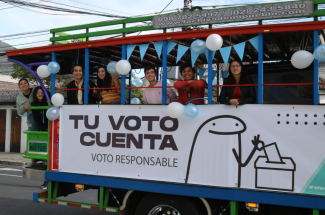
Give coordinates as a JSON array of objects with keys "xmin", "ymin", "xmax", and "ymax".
[
  {"xmin": 0, "ymin": 168, "xmax": 22, "ymax": 172},
  {"xmin": 0, "ymin": 173, "xmax": 22, "ymax": 177}
]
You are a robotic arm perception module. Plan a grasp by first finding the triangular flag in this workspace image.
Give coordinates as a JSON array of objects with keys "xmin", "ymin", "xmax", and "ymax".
[
  {"xmin": 233, "ymin": 42, "xmax": 246, "ymax": 61},
  {"xmin": 127, "ymin": 45, "xmax": 136, "ymax": 60},
  {"xmin": 222, "ymin": 71, "xmax": 229, "ymax": 79},
  {"xmin": 205, "ymin": 49, "xmax": 216, "ymax": 61},
  {"xmin": 249, "ymin": 36, "xmax": 259, "ymax": 51},
  {"xmin": 212, "ymin": 70, "xmax": 218, "ymax": 80},
  {"xmin": 176, "ymin": 44, "xmax": 189, "ymax": 63},
  {"xmin": 139, "ymin": 44, "xmax": 150, "ymax": 61},
  {"xmin": 219, "ymin": 47, "xmax": 232, "ymax": 64},
  {"xmin": 153, "ymin": 41, "xmax": 163, "ymax": 59},
  {"xmin": 198, "ymin": 68, "xmax": 206, "ymax": 79},
  {"xmin": 167, "ymin": 41, "xmax": 177, "ymax": 54},
  {"xmin": 191, "ymin": 50, "xmax": 200, "ymax": 67}
]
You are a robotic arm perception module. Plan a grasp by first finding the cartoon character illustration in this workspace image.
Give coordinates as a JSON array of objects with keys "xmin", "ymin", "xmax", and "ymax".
[{"xmin": 185, "ymin": 115, "xmax": 295, "ymax": 191}]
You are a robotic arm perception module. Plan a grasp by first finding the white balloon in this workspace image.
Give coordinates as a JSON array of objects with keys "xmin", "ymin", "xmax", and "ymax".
[
  {"xmin": 37, "ymin": 65, "xmax": 51, "ymax": 78},
  {"xmin": 116, "ymin": 60, "xmax": 131, "ymax": 75},
  {"xmin": 166, "ymin": 102, "xmax": 184, "ymax": 118},
  {"xmin": 291, "ymin": 50, "xmax": 314, "ymax": 69},
  {"xmin": 51, "ymin": 93, "xmax": 64, "ymax": 107},
  {"xmin": 206, "ymin": 34, "xmax": 223, "ymax": 51}
]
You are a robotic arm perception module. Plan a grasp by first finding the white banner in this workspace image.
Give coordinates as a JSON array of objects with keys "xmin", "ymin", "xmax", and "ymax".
[{"xmin": 59, "ymin": 105, "xmax": 325, "ymax": 196}]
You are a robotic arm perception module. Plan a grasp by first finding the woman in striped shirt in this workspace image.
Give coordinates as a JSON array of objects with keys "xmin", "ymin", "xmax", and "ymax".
[{"xmin": 96, "ymin": 66, "xmax": 121, "ymax": 104}]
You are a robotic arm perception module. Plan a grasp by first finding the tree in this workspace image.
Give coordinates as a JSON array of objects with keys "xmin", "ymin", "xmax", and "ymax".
[{"xmin": 11, "ymin": 64, "xmax": 72, "ymax": 98}]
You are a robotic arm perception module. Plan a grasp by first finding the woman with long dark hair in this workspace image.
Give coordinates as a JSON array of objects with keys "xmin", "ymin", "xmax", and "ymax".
[
  {"xmin": 220, "ymin": 60, "xmax": 256, "ymax": 106},
  {"xmin": 96, "ymin": 66, "xmax": 121, "ymax": 104},
  {"xmin": 31, "ymin": 86, "xmax": 50, "ymax": 131}
]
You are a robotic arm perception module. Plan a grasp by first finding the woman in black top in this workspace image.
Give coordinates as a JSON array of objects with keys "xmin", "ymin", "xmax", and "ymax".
[
  {"xmin": 31, "ymin": 86, "xmax": 50, "ymax": 131},
  {"xmin": 220, "ymin": 60, "xmax": 256, "ymax": 106}
]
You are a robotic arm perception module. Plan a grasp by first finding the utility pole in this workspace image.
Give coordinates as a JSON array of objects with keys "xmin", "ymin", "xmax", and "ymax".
[{"xmin": 183, "ymin": 0, "xmax": 191, "ymax": 12}]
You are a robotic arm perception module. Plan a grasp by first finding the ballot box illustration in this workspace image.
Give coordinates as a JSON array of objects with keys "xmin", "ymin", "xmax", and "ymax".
[{"xmin": 254, "ymin": 142, "xmax": 296, "ymax": 191}]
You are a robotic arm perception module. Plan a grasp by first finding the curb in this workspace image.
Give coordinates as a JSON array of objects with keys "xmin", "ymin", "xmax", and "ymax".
[{"xmin": 0, "ymin": 160, "xmax": 27, "ymax": 166}]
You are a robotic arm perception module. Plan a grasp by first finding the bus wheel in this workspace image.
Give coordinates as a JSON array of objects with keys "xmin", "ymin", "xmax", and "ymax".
[{"xmin": 135, "ymin": 193, "xmax": 203, "ymax": 215}]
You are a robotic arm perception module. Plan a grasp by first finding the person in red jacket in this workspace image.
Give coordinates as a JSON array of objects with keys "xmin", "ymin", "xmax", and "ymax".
[{"xmin": 174, "ymin": 65, "xmax": 206, "ymax": 105}]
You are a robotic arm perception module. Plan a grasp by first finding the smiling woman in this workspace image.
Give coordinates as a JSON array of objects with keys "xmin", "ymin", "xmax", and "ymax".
[
  {"xmin": 219, "ymin": 60, "xmax": 256, "ymax": 106},
  {"xmin": 174, "ymin": 64, "xmax": 206, "ymax": 105}
]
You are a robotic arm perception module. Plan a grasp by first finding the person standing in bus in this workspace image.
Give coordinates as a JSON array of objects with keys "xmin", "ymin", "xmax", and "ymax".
[
  {"xmin": 67, "ymin": 65, "xmax": 97, "ymax": 104},
  {"xmin": 16, "ymin": 79, "xmax": 38, "ymax": 130},
  {"xmin": 143, "ymin": 65, "xmax": 177, "ymax": 104},
  {"xmin": 96, "ymin": 66, "xmax": 121, "ymax": 104},
  {"xmin": 31, "ymin": 86, "xmax": 50, "ymax": 131},
  {"xmin": 219, "ymin": 60, "xmax": 256, "ymax": 107},
  {"xmin": 174, "ymin": 65, "xmax": 206, "ymax": 105}
]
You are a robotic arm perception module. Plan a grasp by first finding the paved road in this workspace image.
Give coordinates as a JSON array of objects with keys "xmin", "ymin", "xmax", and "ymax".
[{"xmin": 0, "ymin": 164, "xmax": 118, "ymax": 215}]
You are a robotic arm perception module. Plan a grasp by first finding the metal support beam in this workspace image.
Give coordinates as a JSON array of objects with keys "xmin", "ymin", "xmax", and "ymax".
[
  {"xmin": 230, "ymin": 201, "xmax": 239, "ymax": 215},
  {"xmin": 258, "ymin": 33, "xmax": 263, "ymax": 104},
  {"xmin": 162, "ymin": 41, "xmax": 167, "ymax": 105},
  {"xmin": 121, "ymin": 44, "xmax": 126, "ymax": 104},
  {"xmin": 51, "ymin": 52, "xmax": 56, "ymax": 98},
  {"xmin": 314, "ymin": 30, "xmax": 319, "ymax": 105},
  {"xmin": 207, "ymin": 50, "xmax": 213, "ymax": 104},
  {"xmin": 84, "ymin": 48, "xmax": 89, "ymax": 104}
]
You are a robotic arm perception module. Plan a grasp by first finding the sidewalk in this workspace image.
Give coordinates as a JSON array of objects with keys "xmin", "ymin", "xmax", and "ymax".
[{"xmin": 0, "ymin": 152, "xmax": 30, "ymax": 166}]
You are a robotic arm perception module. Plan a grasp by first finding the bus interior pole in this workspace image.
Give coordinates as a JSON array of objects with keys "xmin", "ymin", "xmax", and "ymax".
[
  {"xmin": 121, "ymin": 44, "xmax": 126, "ymax": 104},
  {"xmin": 84, "ymin": 48, "xmax": 89, "ymax": 105},
  {"xmin": 208, "ymin": 50, "xmax": 213, "ymax": 104},
  {"xmin": 314, "ymin": 30, "xmax": 319, "ymax": 105},
  {"xmin": 51, "ymin": 52, "xmax": 56, "ymax": 97},
  {"xmin": 258, "ymin": 33, "xmax": 263, "ymax": 104},
  {"xmin": 162, "ymin": 40, "xmax": 167, "ymax": 105}
]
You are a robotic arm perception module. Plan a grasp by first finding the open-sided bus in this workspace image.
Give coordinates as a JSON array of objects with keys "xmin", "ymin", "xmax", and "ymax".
[{"xmin": 6, "ymin": 0, "xmax": 325, "ymax": 214}]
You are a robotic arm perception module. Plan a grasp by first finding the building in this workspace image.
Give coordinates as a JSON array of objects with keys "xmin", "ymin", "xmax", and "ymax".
[{"xmin": 0, "ymin": 76, "xmax": 28, "ymax": 153}]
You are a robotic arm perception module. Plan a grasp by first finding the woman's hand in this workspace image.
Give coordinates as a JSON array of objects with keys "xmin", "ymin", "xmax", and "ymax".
[
  {"xmin": 111, "ymin": 74, "xmax": 119, "ymax": 83},
  {"xmin": 229, "ymin": 99, "xmax": 239, "ymax": 107},
  {"xmin": 23, "ymin": 104, "xmax": 31, "ymax": 110}
]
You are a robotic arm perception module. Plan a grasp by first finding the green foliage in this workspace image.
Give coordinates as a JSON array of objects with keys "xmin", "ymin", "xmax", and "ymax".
[{"xmin": 11, "ymin": 64, "xmax": 72, "ymax": 98}]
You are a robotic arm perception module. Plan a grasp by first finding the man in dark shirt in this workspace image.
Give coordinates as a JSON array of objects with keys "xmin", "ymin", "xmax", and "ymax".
[{"xmin": 67, "ymin": 65, "xmax": 97, "ymax": 104}]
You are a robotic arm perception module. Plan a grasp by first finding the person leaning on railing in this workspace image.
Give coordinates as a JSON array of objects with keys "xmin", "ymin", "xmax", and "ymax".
[
  {"xmin": 143, "ymin": 65, "xmax": 177, "ymax": 104},
  {"xmin": 95, "ymin": 66, "xmax": 121, "ymax": 104},
  {"xmin": 67, "ymin": 65, "xmax": 97, "ymax": 104},
  {"xmin": 219, "ymin": 60, "xmax": 256, "ymax": 107},
  {"xmin": 31, "ymin": 86, "xmax": 50, "ymax": 131},
  {"xmin": 174, "ymin": 64, "xmax": 206, "ymax": 105},
  {"xmin": 16, "ymin": 79, "xmax": 38, "ymax": 130}
]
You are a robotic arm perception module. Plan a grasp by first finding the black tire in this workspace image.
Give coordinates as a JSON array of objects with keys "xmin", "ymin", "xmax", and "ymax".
[{"xmin": 135, "ymin": 193, "xmax": 204, "ymax": 215}]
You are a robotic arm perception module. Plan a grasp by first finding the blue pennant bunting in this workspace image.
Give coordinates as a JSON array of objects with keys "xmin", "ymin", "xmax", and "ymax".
[
  {"xmin": 198, "ymin": 68, "xmax": 206, "ymax": 79},
  {"xmin": 233, "ymin": 42, "xmax": 246, "ymax": 61},
  {"xmin": 222, "ymin": 71, "xmax": 229, "ymax": 79},
  {"xmin": 139, "ymin": 44, "xmax": 150, "ymax": 61},
  {"xmin": 212, "ymin": 70, "xmax": 218, "ymax": 80},
  {"xmin": 204, "ymin": 49, "xmax": 216, "ymax": 61},
  {"xmin": 249, "ymin": 36, "xmax": 259, "ymax": 51},
  {"xmin": 153, "ymin": 41, "xmax": 163, "ymax": 59},
  {"xmin": 176, "ymin": 44, "xmax": 189, "ymax": 63},
  {"xmin": 191, "ymin": 50, "xmax": 200, "ymax": 68},
  {"xmin": 219, "ymin": 46, "xmax": 232, "ymax": 64},
  {"xmin": 127, "ymin": 45, "xmax": 136, "ymax": 60},
  {"xmin": 167, "ymin": 41, "xmax": 177, "ymax": 54}
]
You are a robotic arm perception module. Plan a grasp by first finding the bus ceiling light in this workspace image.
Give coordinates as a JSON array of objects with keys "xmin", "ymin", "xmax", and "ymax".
[
  {"xmin": 264, "ymin": 30, "xmax": 271, "ymax": 32},
  {"xmin": 246, "ymin": 202, "xmax": 259, "ymax": 212},
  {"xmin": 75, "ymin": 184, "xmax": 84, "ymax": 192}
]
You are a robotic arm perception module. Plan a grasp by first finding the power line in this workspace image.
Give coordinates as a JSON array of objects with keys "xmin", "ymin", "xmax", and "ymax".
[{"xmin": 0, "ymin": 0, "xmax": 128, "ymax": 18}]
